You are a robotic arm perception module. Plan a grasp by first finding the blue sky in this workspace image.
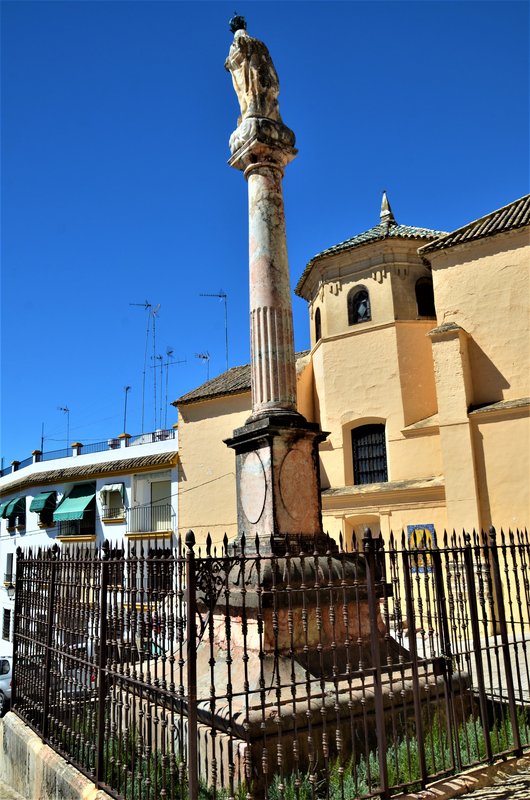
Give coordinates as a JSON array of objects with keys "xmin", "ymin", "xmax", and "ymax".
[{"xmin": 1, "ymin": 1, "xmax": 528, "ymax": 465}]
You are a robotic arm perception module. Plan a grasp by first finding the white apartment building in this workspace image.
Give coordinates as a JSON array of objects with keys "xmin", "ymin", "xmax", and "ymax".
[{"xmin": 0, "ymin": 430, "xmax": 178, "ymax": 649}]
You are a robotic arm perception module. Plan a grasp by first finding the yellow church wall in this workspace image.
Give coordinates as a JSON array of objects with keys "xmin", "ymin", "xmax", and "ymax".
[
  {"xmin": 177, "ymin": 393, "xmax": 250, "ymax": 546},
  {"xmin": 311, "ymin": 321, "xmax": 442, "ymax": 490},
  {"xmin": 471, "ymin": 409, "xmax": 530, "ymax": 531},
  {"xmin": 429, "ymin": 229, "xmax": 530, "ymax": 405},
  {"xmin": 394, "ymin": 321, "xmax": 438, "ymax": 428},
  {"xmin": 388, "ymin": 433, "xmax": 442, "ymax": 482},
  {"xmin": 311, "ymin": 324, "xmax": 401, "ymax": 488},
  {"xmin": 321, "ymin": 482, "xmax": 447, "ymax": 546}
]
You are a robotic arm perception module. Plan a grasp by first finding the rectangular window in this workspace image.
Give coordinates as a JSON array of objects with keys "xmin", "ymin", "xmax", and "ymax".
[
  {"xmin": 2, "ymin": 609, "xmax": 11, "ymax": 641},
  {"xmin": 5, "ymin": 553, "xmax": 13, "ymax": 584},
  {"xmin": 100, "ymin": 484, "xmax": 125, "ymax": 521},
  {"xmin": 352, "ymin": 424, "xmax": 388, "ymax": 485}
]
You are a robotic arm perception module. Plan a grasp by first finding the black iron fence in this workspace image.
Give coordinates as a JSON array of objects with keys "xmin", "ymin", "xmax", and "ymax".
[{"xmin": 12, "ymin": 527, "xmax": 530, "ymax": 800}]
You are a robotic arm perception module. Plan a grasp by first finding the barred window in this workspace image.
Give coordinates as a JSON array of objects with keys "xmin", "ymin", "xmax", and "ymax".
[
  {"xmin": 352, "ymin": 424, "xmax": 388, "ymax": 485},
  {"xmin": 2, "ymin": 609, "xmax": 11, "ymax": 641},
  {"xmin": 348, "ymin": 288, "xmax": 371, "ymax": 325}
]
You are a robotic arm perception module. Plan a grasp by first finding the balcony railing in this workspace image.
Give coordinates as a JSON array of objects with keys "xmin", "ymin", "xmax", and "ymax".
[
  {"xmin": 127, "ymin": 504, "xmax": 174, "ymax": 534},
  {"xmin": 2, "ymin": 429, "xmax": 176, "ymax": 476},
  {"xmin": 101, "ymin": 505, "xmax": 125, "ymax": 521}
]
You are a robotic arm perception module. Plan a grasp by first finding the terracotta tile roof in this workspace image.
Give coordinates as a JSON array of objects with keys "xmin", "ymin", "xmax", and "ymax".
[
  {"xmin": 175, "ymin": 364, "xmax": 251, "ymax": 406},
  {"xmin": 175, "ymin": 352, "xmax": 310, "ymax": 406},
  {"xmin": 295, "ymin": 221, "xmax": 446, "ymax": 296},
  {"xmin": 0, "ymin": 451, "xmax": 178, "ymax": 498},
  {"xmin": 419, "ymin": 194, "xmax": 530, "ymax": 254}
]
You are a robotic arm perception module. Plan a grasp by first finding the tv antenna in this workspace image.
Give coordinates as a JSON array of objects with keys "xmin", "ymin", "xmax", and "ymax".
[
  {"xmin": 57, "ymin": 406, "xmax": 70, "ymax": 448},
  {"xmin": 123, "ymin": 386, "xmax": 131, "ymax": 433},
  {"xmin": 151, "ymin": 348, "xmax": 186, "ymax": 428},
  {"xmin": 195, "ymin": 352, "xmax": 210, "ymax": 381},
  {"xmin": 151, "ymin": 305, "xmax": 161, "ymax": 430},
  {"xmin": 129, "ymin": 300, "xmax": 152, "ymax": 432},
  {"xmin": 164, "ymin": 347, "xmax": 186, "ymax": 428},
  {"xmin": 200, "ymin": 290, "xmax": 228, "ymax": 371}
]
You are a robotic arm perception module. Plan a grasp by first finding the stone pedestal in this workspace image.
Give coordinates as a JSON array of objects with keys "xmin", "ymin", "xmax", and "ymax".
[{"xmin": 225, "ymin": 414, "xmax": 329, "ymax": 553}]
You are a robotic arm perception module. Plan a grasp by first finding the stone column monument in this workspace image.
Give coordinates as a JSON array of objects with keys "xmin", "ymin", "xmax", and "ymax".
[{"xmin": 224, "ymin": 16, "xmax": 329, "ymax": 553}]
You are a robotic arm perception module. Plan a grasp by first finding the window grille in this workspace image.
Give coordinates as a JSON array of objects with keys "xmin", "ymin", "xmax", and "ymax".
[
  {"xmin": 348, "ymin": 288, "xmax": 371, "ymax": 325},
  {"xmin": 2, "ymin": 609, "xmax": 11, "ymax": 641},
  {"xmin": 352, "ymin": 424, "xmax": 388, "ymax": 484}
]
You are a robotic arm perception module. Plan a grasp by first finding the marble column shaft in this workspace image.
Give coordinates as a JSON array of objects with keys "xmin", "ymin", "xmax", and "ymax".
[{"xmin": 246, "ymin": 159, "xmax": 297, "ymax": 416}]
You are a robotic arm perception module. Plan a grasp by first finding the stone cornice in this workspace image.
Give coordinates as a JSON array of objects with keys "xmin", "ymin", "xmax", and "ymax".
[
  {"xmin": 468, "ymin": 397, "xmax": 530, "ymax": 421},
  {"xmin": 321, "ymin": 476, "xmax": 445, "ymax": 510}
]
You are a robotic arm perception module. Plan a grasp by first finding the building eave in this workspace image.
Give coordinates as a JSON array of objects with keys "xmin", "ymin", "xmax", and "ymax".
[{"xmin": 0, "ymin": 452, "xmax": 179, "ymax": 499}]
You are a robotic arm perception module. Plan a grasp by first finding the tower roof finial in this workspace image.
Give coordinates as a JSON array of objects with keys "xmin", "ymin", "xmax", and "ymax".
[{"xmin": 380, "ymin": 190, "xmax": 396, "ymax": 227}]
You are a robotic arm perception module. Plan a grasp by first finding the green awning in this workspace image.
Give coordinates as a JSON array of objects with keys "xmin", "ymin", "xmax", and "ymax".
[
  {"xmin": 3, "ymin": 497, "xmax": 26, "ymax": 519},
  {"xmin": 0, "ymin": 501, "xmax": 9, "ymax": 518},
  {"xmin": 29, "ymin": 491, "xmax": 57, "ymax": 513},
  {"xmin": 53, "ymin": 484, "xmax": 95, "ymax": 522}
]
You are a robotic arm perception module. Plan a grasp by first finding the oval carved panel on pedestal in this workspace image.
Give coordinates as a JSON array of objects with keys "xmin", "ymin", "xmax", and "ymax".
[
  {"xmin": 279, "ymin": 448, "xmax": 312, "ymax": 521},
  {"xmin": 240, "ymin": 451, "xmax": 267, "ymax": 524}
]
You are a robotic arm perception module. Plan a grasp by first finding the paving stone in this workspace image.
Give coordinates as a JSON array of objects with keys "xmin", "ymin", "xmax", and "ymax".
[{"xmin": 465, "ymin": 766, "xmax": 530, "ymax": 799}]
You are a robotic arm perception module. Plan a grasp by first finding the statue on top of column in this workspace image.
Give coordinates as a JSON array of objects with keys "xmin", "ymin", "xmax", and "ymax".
[{"xmin": 225, "ymin": 15, "xmax": 283, "ymax": 125}]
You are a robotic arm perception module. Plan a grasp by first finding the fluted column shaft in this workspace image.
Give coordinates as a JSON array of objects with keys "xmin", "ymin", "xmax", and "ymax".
[{"xmin": 246, "ymin": 160, "xmax": 297, "ymax": 416}]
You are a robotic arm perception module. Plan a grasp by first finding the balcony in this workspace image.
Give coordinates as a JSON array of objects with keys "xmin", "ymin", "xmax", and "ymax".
[
  {"xmin": 126, "ymin": 504, "xmax": 175, "ymax": 540},
  {"xmin": 58, "ymin": 509, "xmax": 96, "ymax": 542},
  {"xmin": 101, "ymin": 505, "xmax": 126, "ymax": 524}
]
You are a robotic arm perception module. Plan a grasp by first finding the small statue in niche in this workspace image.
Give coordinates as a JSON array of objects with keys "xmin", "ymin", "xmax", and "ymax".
[{"xmin": 225, "ymin": 15, "xmax": 283, "ymax": 125}]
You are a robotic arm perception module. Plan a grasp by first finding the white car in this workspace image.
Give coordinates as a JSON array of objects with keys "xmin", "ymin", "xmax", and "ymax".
[{"xmin": 0, "ymin": 656, "xmax": 12, "ymax": 715}]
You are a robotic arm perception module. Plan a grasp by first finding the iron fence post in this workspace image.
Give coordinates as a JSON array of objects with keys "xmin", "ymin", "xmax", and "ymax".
[
  {"xmin": 488, "ymin": 527, "xmax": 522, "ymax": 755},
  {"xmin": 185, "ymin": 530, "xmax": 199, "ymax": 800},
  {"xmin": 363, "ymin": 528, "xmax": 389, "ymax": 799},
  {"xmin": 431, "ymin": 544, "xmax": 459, "ymax": 769},
  {"xmin": 96, "ymin": 541, "xmax": 110, "ymax": 785},
  {"xmin": 42, "ymin": 544, "xmax": 59, "ymax": 740},
  {"xmin": 401, "ymin": 538, "xmax": 427, "ymax": 788},
  {"xmin": 463, "ymin": 533, "xmax": 493, "ymax": 762}
]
